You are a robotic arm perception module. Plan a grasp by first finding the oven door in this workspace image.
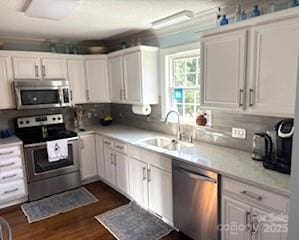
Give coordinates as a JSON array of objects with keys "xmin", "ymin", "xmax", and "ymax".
[{"xmin": 24, "ymin": 138, "xmax": 80, "ymax": 183}]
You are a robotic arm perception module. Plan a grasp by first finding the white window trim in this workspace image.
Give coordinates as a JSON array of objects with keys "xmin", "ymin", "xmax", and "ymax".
[{"xmin": 160, "ymin": 42, "xmax": 201, "ymax": 123}]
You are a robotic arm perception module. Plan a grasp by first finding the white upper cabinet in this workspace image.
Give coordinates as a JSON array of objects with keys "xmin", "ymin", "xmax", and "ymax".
[
  {"xmin": 201, "ymin": 29, "xmax": 247, "ymax": 111},
  {"xmin": 0, "ymin": 55, "xmax": 15, "ymax": 109},
  {"xmin": 67, "ymin": 57, "xmax": 87, "ymax": 104},
  {"xmin": 40, "ymin": 57, "xmax": 67, "ymax": 79},
  {"xmin": 123, "ymin": 51, "xmax": 141, "ymax": 103},
  {"xmin": 12, "ymin": 56, "xmax": 40, "ymax": 79},
  {"xmin": 108, "ymin": 46, "xmax": 159, "ymax": 105},
  {"xmin": 85, "ymin": 56, "xmax": 110, "ymax": 103},
  {"xmin": 108, "ymin": 55, "xmax": 123, "ymax": 102},
  {"xmin": 247, "ymin": 17, "xmax": 299, "ymax": 117},
  {"xmin": 200, "ymin": 10, "xmax": 299, "ymax": 117}
]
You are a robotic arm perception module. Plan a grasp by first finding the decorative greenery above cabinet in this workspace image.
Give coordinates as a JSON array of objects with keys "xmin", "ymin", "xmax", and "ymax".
[{"xmin": 200, "ymin": 8, "xmax": 299, "ymax": 118}]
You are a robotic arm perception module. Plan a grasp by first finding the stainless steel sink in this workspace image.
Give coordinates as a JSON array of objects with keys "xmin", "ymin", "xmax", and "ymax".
[{"xmin": 140, "ymin": 137, "xmax": 191, "ymax": 152}]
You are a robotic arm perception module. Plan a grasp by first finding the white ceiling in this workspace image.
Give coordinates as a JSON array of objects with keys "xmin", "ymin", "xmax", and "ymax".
[{"xmin": 0, "ymin": 0, "xmax": 226, "ymax": 41}]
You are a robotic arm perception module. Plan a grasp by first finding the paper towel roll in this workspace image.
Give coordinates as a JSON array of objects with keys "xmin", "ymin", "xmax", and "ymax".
[{"xmin": 132, "ymin": 105, "xmax": 151, "ymax": 115}]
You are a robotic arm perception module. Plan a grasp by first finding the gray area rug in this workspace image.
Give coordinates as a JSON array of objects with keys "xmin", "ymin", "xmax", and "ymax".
[
  {"xmin": 95, "ymin": 202, "xmax": 173, "ymax": 240},
  {"xmin": 21, "ymin": 187, "xmax": 98, "ymax": 223}
]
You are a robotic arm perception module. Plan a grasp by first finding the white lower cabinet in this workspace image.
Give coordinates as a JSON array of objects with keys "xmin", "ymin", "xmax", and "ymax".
[
  {"xmin": 128, "ymin": 157, "xmax": 148, "ymax": 209},
  {"xmin": 102, "ymin": 139, "xmax": 129, "ymax": 195},
  {"xmin": 80, "ymin": 134, "xmax": 98, "ymax": 181},
  {"xmin": 148, "ymin": 165, "xmax": 173, "ymax": 222},
  {"xmin": 221, "ymin": 177, "xmax": 288, "ymax": 240},
  {"xmin": 0, "ymin": 143, "xmax": 27, "ymax": 209},
  {"xmin": 128, "ymin": 146, "xmax": 173, "ymax": 224}
]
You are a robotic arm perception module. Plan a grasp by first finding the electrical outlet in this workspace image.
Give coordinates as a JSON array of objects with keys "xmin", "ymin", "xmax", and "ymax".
[{"xmin": 232, "ymin": 128, "xmax": 247, "ymax": 139}]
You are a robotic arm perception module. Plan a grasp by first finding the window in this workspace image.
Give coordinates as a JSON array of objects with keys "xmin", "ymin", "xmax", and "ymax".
[{"xmin": 168, "ymin": 52, "xmax": 200, "ymax": 123}]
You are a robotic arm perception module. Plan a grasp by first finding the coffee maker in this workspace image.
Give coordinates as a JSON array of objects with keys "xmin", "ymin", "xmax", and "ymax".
[{"xmin": 263, "ymin": 119, "xmax": 294, "ymax": 174}]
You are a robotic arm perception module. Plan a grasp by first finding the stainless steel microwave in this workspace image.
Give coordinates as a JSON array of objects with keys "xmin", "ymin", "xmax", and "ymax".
[{"xmin": 14, "ymin": 80, "xmax": 72, "ymax": 110}]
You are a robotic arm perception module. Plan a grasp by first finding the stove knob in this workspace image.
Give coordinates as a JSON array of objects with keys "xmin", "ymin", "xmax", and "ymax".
[
  {"xmin": 52, "ymin": 117, "xmax": 56, "ymax": 121},
  {"xmin": 57, "ymin": 117, "xmax": 61, "ymax": 121},
  {"xmin": 26, "ymin": 120, "xmax": 30, "ymax": 124},
  {"xmin": 19, "ymin": 121, "xmax": 24, "ymax": 125}
]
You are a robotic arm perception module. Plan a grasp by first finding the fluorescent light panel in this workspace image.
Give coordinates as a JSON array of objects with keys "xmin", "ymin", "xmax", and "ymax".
[
  {"xmin": 152, "ymin": 10, "xmax": 194, "ymax": 30},
  {"xmin": 24, "ymin": 0, "xmax": 81, "ymax": 20}
]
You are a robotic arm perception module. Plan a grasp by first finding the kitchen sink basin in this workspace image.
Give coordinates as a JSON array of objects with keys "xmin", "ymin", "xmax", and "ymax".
[{"xmin": 140, "ymin": 137, "xmax": 191, "ymax": 152}]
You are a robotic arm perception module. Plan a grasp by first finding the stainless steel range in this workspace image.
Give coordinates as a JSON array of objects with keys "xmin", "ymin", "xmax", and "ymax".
[{"xmin": 15, "ymin": 114, "xmax": 81, "ymax": 201}]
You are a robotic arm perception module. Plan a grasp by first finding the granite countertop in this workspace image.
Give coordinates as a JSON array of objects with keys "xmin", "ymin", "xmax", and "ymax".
[
  {"xmin": 75, "ymin": 125, "xmax": 291, "ymax": 196},
  {"xmin": 0, "ymin": 136, "xmax": 23, "ymax": 148}
]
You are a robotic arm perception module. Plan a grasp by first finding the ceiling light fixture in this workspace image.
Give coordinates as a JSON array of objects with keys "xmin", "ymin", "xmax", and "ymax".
[
  {"xmin": 151, "ymin": 10, "xmax": 194, "ymax": 30},
  {"xmin": 23, "ymin": 0, "xmax": 81, "ymax": 21}
]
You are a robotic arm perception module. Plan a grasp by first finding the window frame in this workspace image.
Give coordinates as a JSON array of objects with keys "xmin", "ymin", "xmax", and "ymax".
[{"xmin": 160, "ymin": 43, "xmax": 201, "ymax": 124}]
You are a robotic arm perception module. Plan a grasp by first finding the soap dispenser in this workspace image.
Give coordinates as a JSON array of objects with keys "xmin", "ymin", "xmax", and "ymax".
[
  {"xmin": 252, "ymin": 5, "xmax": 261, "ymax": 17},
  {"xmin": 220, "ymin": 15, "xmax": 229, "ymax": 26}
]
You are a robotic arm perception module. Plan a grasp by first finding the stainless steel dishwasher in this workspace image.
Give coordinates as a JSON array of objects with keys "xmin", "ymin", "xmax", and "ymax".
[{"xmin": 173, "ymin": 160, "xmax": 219, "ymax": 240}]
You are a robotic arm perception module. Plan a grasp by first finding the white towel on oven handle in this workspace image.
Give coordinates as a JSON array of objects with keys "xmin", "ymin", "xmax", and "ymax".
[{"xmin": 46, "ymin": 139, "xmax": 69, "ymax": 162}]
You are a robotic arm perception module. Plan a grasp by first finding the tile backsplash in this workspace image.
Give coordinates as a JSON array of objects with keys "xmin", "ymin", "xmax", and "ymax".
[
  {"xmin": 0, "ymin": 104, "xmax": 110, "ymax": 131},
  {"xmin": 0, "ymin": 102, "xmax": 284, "ymax": 152},
  {"xmin": 111, "ymin": 103, "xmax": 283, "ymax": 152}
]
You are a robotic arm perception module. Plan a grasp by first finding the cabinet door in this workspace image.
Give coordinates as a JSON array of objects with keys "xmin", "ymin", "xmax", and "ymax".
[
  {"xmin": 128, "ymin": 157, "xmax": 148, "ymax": 209},
  {"xmin": 222, "ymin": 195, "xmax": 251, "ymax": 240},
  {"xmin": 12, "ymin": 56, "xmax": 40, "ymax": 79},
  {"xmin": 95, "ymin": 135, "xmax": 105, "ymax": 178},
  {"xmin": 108, "ymin": 55, "xmax": 123, "ymax": 102},
  {"xmin": 148, "ymin": 165, "xmax": 173, "ymax": 223},
  {"xmin": 85, "ymin": 58, "xmax": 110, "ymax": 102},
  {"xmin": 104, "ymin": 147, "xmax": 116, "ymax": 186},
  {"xmin": 80, "ymin": 135, "xmax": 97, "ymax": 180},
  {"xmin": 248, "ymin": 18, "xmax": 299, "ymax": 117},
  {"xmin": 123, "ymin": 51, "xmax": 141, "ymax": 103},
  {"xmin": 67, "ymin": 59, "xmax": 87, "ymax": 104},
  {"xmin": 115, "ymin": 152, "xmax": 129, "ymax": 195},
  {"xmin": 252, "ymin": 207, "xmax": 287, "ymax": 240},
  {"xmin": 201, "ymin": 29, "xmax": 247, "ymax": 111},
  {"xmin": 41, "ymin": 58, "xmax": 67, "ymax": 79},
  {"xmin": 0, "ymin": 56, "xmax": 15, "ymax": 109}
]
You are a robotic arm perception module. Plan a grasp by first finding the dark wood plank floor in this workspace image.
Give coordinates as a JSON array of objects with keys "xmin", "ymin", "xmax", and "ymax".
[{"xmin": 0, "ymin": 181, "xmax": 190, "ymax": 240}]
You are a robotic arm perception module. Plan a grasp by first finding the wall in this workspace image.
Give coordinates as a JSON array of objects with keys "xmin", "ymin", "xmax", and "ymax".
[
  {"xmin": 111, "ymin": 103, "xmax": 282, "ymax": 152},
  {"xmin": 0, "ymin": 104, "xmax": 110, "ymax": 132}
]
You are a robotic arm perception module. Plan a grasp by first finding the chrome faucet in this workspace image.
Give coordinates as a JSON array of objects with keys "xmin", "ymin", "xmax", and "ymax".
[{"xmin": 164, "ymin": 110, "xmax": 183, "ymax": 140}]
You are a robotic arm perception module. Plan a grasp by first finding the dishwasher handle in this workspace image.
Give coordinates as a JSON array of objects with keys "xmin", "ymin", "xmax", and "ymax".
[{"xmin": 174, "ymin": 166, "xmax": 217, "ymax": 184}]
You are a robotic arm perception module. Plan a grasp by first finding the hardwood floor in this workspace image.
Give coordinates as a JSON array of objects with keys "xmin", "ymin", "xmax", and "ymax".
[{"xmin": 0, "ymin": 181, "xmax": 190, "ymax": 240}]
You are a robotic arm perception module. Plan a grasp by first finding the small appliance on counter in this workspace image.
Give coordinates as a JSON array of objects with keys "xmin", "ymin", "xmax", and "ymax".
[
  {"xmin": 263, "ymin": 119, "xmax": 294, "ymax": 174},
  {"xmin": 252, "ymin": 119, "xmax": 294, "ymax": 174},
  {"xmin": 252, "ymin": 132, "xmax": 272, "ymax": 161}
]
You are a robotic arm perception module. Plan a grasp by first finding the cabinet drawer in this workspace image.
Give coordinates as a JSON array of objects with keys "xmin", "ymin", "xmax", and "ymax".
[
  {"xmin": 103, "ymin": 137, "xmax": 114, "ymax": 149},
  {"xmin": 0, "ymin": 157, "xmax": 22, "ymax": 171},
  {"xmin": 114, "ymin": 141, "xmax": 127, "ymax": 154},
  {"xmin": 128, "ymin": 145, "xmax": 142, "ymax": 159},
  {"xmin": 0, "ymin": 179, "xmax": 26, "ymax": 202},
  {"xmin": 222, "ymin": 177, "xmax": 289, "ymax": 212},
  {"xmin": 0, "ymin": 146, "xmax": 21, "ymax": 158},
  {"xmin": 142, "ymin": 151, "xmax": 171, "ymax": 173},
  {"xmin": 0, "ymin": 168, "xmax": 23, "ymax": 183}
]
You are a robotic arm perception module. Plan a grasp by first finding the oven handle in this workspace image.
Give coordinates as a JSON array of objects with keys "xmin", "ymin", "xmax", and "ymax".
[{"xmin": 24, "ymin": 137, "xmax": 79, "ymax": 148}]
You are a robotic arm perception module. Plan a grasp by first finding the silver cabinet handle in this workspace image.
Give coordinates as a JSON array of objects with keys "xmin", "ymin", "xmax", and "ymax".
[
  {"xmin": 120, "ymin": 89, "xmax": 122, "ymax": 100},
  {"xmin": 81, "ymin": 139, "xmax": 84, "ymax": 149},
  {"xmin": 42, "ymin": 65, "xmax": 46, "ymax": 77},
  {"xmin": 110, "ymin": 153, "xmax": 114, "ymax": 165},
  {"xmin": 116, "ymin": 145, "xmax": 124, "ymax": 150},
  {"xmin": 240, "ymin": 190, "xmax": 262, "ymax": 201},
  {"xmin": 0, "ymin": 162, "xmax": 15, "ymax": 168},
  {"xmin": 239, "ymin": 89, "xmax": 244, "ymax": 107},
  {"xmin": 246, "ymin": 211, "xmax": 252, "ymax": 231},
  {"xmin": 249, "ymin": 88, "xmax": 254, "ymax": 107},
  {"xmin": 114, "ymin": 154, "xmax": 117, "ymax": 166},
  {"xmin": 3, "ymin": 188, "xmax": 19, "ymax": 195},
  {"xmin": 86, "ymin": 89, "xmax": 90, "ymax": 101},
  {"xmin": 2, "ymin": 173, "xmax": 17, "ymax": 180},
  {"xmin": 142, "ymin": 167, "xmax": 147, "ymax": 181},
  {"xmin": 70, "ymin": 90, "xmax": 73, "ymax": 101},
  {"xmin": 104, "ymin": 141, "xmax": 111, "ymax": 145},
  {"xmin": 251, "ymin": 213, "xmax": 259, "ymax": 234},
  {"xmin": 35, "ymin": 65, "xmax": 39, "ymax": 77},
  {"xmin": 0, "ymin": 151, "xmax": 14, "ymax": 156},
  {"xmin": 147, "ymin": 168, "xmax": 151, "ymax": 182}
]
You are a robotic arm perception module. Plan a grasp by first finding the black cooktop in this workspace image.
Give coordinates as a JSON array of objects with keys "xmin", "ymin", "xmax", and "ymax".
[{"xmin": 15, "ymin": 123, "xmax": 78, "ymax": 145}]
